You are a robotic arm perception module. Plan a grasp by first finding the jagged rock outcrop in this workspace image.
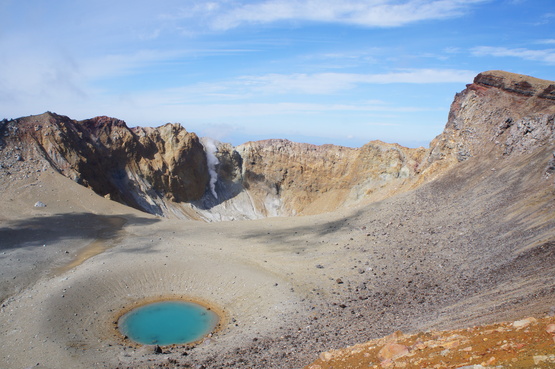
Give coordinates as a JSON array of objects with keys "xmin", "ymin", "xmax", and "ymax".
[
  {"xmin": 0, "ymin": 113, "xmax": 209, "ymax": 216},
  {"xmin": 418, "ymin": 70, "xmax": 555, "ymax": 180},
  {"xmin": 1, "ymin": 70, "xmax": 554, "ymax": 220},
  {"xmin": 235, "ymin": 139, "xmax": 424, "ymax": 216}
]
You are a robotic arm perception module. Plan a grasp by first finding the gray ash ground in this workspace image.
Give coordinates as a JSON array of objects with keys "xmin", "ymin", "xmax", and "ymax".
[
  {"xmin": 115, "ymin": 152, "xmax": 555, "ymax": 369},
  {"xmin": 3, "ymin": 113, "xmax": 555, "ymax": 369}
]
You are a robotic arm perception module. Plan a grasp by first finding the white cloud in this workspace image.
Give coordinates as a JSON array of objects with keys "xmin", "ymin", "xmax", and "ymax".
[
  {"xmin": 533, "ymin": 12, "xmax": 555, "ymax": 26},
  {"xmin": 80, "ymin": 50, "xmax": 183, "ymax": 80},
  {"xmin": 0, "ymin": 45, "xmax": 88, "ymax": 113},
  {"xmin": 537, "ymin": 39, "xmax": 555, "ymax": 45},
  {"xmin": 109, "ymin": 69, "xmax": 474, "ymax": 106},
  {"xmin": 95, "ymin": 97, "xmax": 432, "ymax": 125},
  {"xmin": 238, "ymin": 73, "xmax": 357, "ymax": 94},
  {"xmin": 472, "ymin": 46, "xmax": 555, "ymax": 64},
  {"xmin": 170, "ymin": 0, "xmax": 488, "ymax": 31},
  {"xmin": 234, "ymin": 69, "xmax": 475, "ymax": 95},
  {"xmin": 80, "ymin": 48, "xmax": 256, "ymax": 81}
]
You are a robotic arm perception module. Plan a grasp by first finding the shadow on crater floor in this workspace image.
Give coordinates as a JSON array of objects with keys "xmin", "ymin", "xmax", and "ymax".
[{"xmin": 0, "ymin": 213, "xmax": 159, "ymax": 251}]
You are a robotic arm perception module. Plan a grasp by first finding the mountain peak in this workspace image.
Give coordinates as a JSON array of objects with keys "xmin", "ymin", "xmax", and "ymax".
[{"xmin": 474, "ymin": 70, "xmax": 555, "ymax": 99}]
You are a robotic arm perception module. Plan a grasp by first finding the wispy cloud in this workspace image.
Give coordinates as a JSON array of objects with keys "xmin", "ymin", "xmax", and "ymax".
[
  {"xmin": 167, "ymin": 0, "xmax": 488, "ymax": 31},
  {"xmin": 81, "ymin": 48, "xmax": 257, "ymax": 81},
  {"xmin": 472, "ymin": 46, "xmax": 555, "ymax": 64},
  {"xmin": 532, "ymin": 12, "xmax": 555, "ymax": 26},
  {"xmin": 0, "ymin": 45, "xmax": 87, "ymax": 111},
  {"xmin": 234, "ymin": 69, "xmax": 476, "ymax": 95},
  {"xmin": 80, "ymin": 50, "xmax": 185, "ymax": 80},
  {"xmin": 111, "ymin": 68, "xmax": 475, "ymax": 104},
  {"xmin": 536, "ymin": 39, "xmax": 555, "ymax": 45},
  {"xmin": 92, "ymin": 100, "xmax": 434, "ymax": 129}
]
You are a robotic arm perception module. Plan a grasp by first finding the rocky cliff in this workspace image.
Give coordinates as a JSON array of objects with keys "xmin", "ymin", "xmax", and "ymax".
[
  {"xmin": 1, "ymin": 70, "xmax": 554, "ymax": 220},
  {"xmin": 418, "ymin": 70, "xmax": 555, "ymax": 179},
  {"xmin": 0, "ymin": 117, "xmax": 426, "ymax": 220},
  {"xmin": 235, "ymin": 139, "xmax": 424, "ymax": 216},
  {"xmin": 0, "ymin": 114, "xmax": 209, "ymax": 216}
]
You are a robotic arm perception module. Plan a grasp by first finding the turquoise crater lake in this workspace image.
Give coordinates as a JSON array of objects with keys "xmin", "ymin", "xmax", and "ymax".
[{"xmin": 118, "ymin": 300, "xmax": 219, "ymax": 345}]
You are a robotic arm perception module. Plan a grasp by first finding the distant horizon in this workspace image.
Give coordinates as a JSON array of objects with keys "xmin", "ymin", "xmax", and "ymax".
[{"xmin": 2, "ymin": 1, "xmax": 554, "ymax": 148}]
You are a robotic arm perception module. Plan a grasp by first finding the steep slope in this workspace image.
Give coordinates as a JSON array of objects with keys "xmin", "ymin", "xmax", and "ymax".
[
  {"xmin": 418, "ymin": 70, "xmax": 555, "ymax": 179},
  {"xmin": 301, "ymin": 70, "xmax": 555, "ymax": 368}
]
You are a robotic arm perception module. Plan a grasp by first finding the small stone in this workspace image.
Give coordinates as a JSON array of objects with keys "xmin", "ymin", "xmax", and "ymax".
[
  {"xmin": 533, "ymin": 355, "xmax": 549, "ymax": 365},
  {"xmin": 138, "ymin": 345, "xmax": 162, "ymax": 355},
  {"xmin": 512, "ymin": 317, "xmax": 537, "ymax": 329},
  {"xmin": 319, "ymin": 351, "xmax": 333, "ymax": 361},
  {"xmin": 380, "ymin": 358, "xmax": 393, "ymax": 368},
  {"xmin": 336, "ymin": 278, "xmax": 344, "ymax": 284},
  {"xmin": 500, "ymin": 342, "xmax": 512, "ymax": 350},
  {"xmin": 441, "ymin": 340, "xmax": 460, "ymax": 349},
  {"xmin": 34, "ymin": 201, "xmax": 46, "ymax": 208},
  {"xmin": 378, "ymin": 343, "xmax": 409, "ymax": 361},
  {"xmin": 411, "ymin": 340, "xmax": 427, "ymax": 350},
  {"xmin": 545, "ymin": 323, "xmax": 555, "ymax": 334},
  {"xmin": 481, "ymin": 357, "xmax": 496, "ymax": 366}
]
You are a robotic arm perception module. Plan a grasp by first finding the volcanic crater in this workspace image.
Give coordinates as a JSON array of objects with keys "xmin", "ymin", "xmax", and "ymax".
[{"xmin": 1, "ymin": 70, "xmax": 555, "ymax": 368}]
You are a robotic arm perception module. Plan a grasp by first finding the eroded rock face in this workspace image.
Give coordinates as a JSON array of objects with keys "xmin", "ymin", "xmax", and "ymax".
[
  {"xmin": 418, "ymin": 70, "xmax": 555, "ymax": 180},
  {"xmin": 1, "ymin": 70, "xmax": 554, "ymax": 220},
  {"xmin": 236, "ymin": 139, "xmax": 424, "ymax": 216},
  {"xmin": 3, "ymin": 113, "xmax": 427, "ymax": 219},
  {"xmin": 0, "ymin": 113, "xmax": 209, "ymax": 215}
]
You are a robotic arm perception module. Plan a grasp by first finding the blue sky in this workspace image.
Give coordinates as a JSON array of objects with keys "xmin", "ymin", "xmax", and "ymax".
[{"xmin": 1, "ymin": 0, "xmax": 554, "ymax": 148}]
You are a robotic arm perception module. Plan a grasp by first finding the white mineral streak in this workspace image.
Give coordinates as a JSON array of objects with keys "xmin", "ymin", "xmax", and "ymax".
[{"xmin": 200, "ymin": 137, "xmax": 219, "ymax": 199}]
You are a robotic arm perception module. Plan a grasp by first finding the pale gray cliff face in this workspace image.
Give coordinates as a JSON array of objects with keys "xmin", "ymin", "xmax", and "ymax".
[{"xmin": 2, "ymin": 71, "xmax": 554, "ymax": 221}]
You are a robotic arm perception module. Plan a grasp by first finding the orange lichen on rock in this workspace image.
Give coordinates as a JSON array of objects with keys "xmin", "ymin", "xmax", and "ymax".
[{"xmin": 305, "ymin": 316, "xmax": 555, "ymax": 369}]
